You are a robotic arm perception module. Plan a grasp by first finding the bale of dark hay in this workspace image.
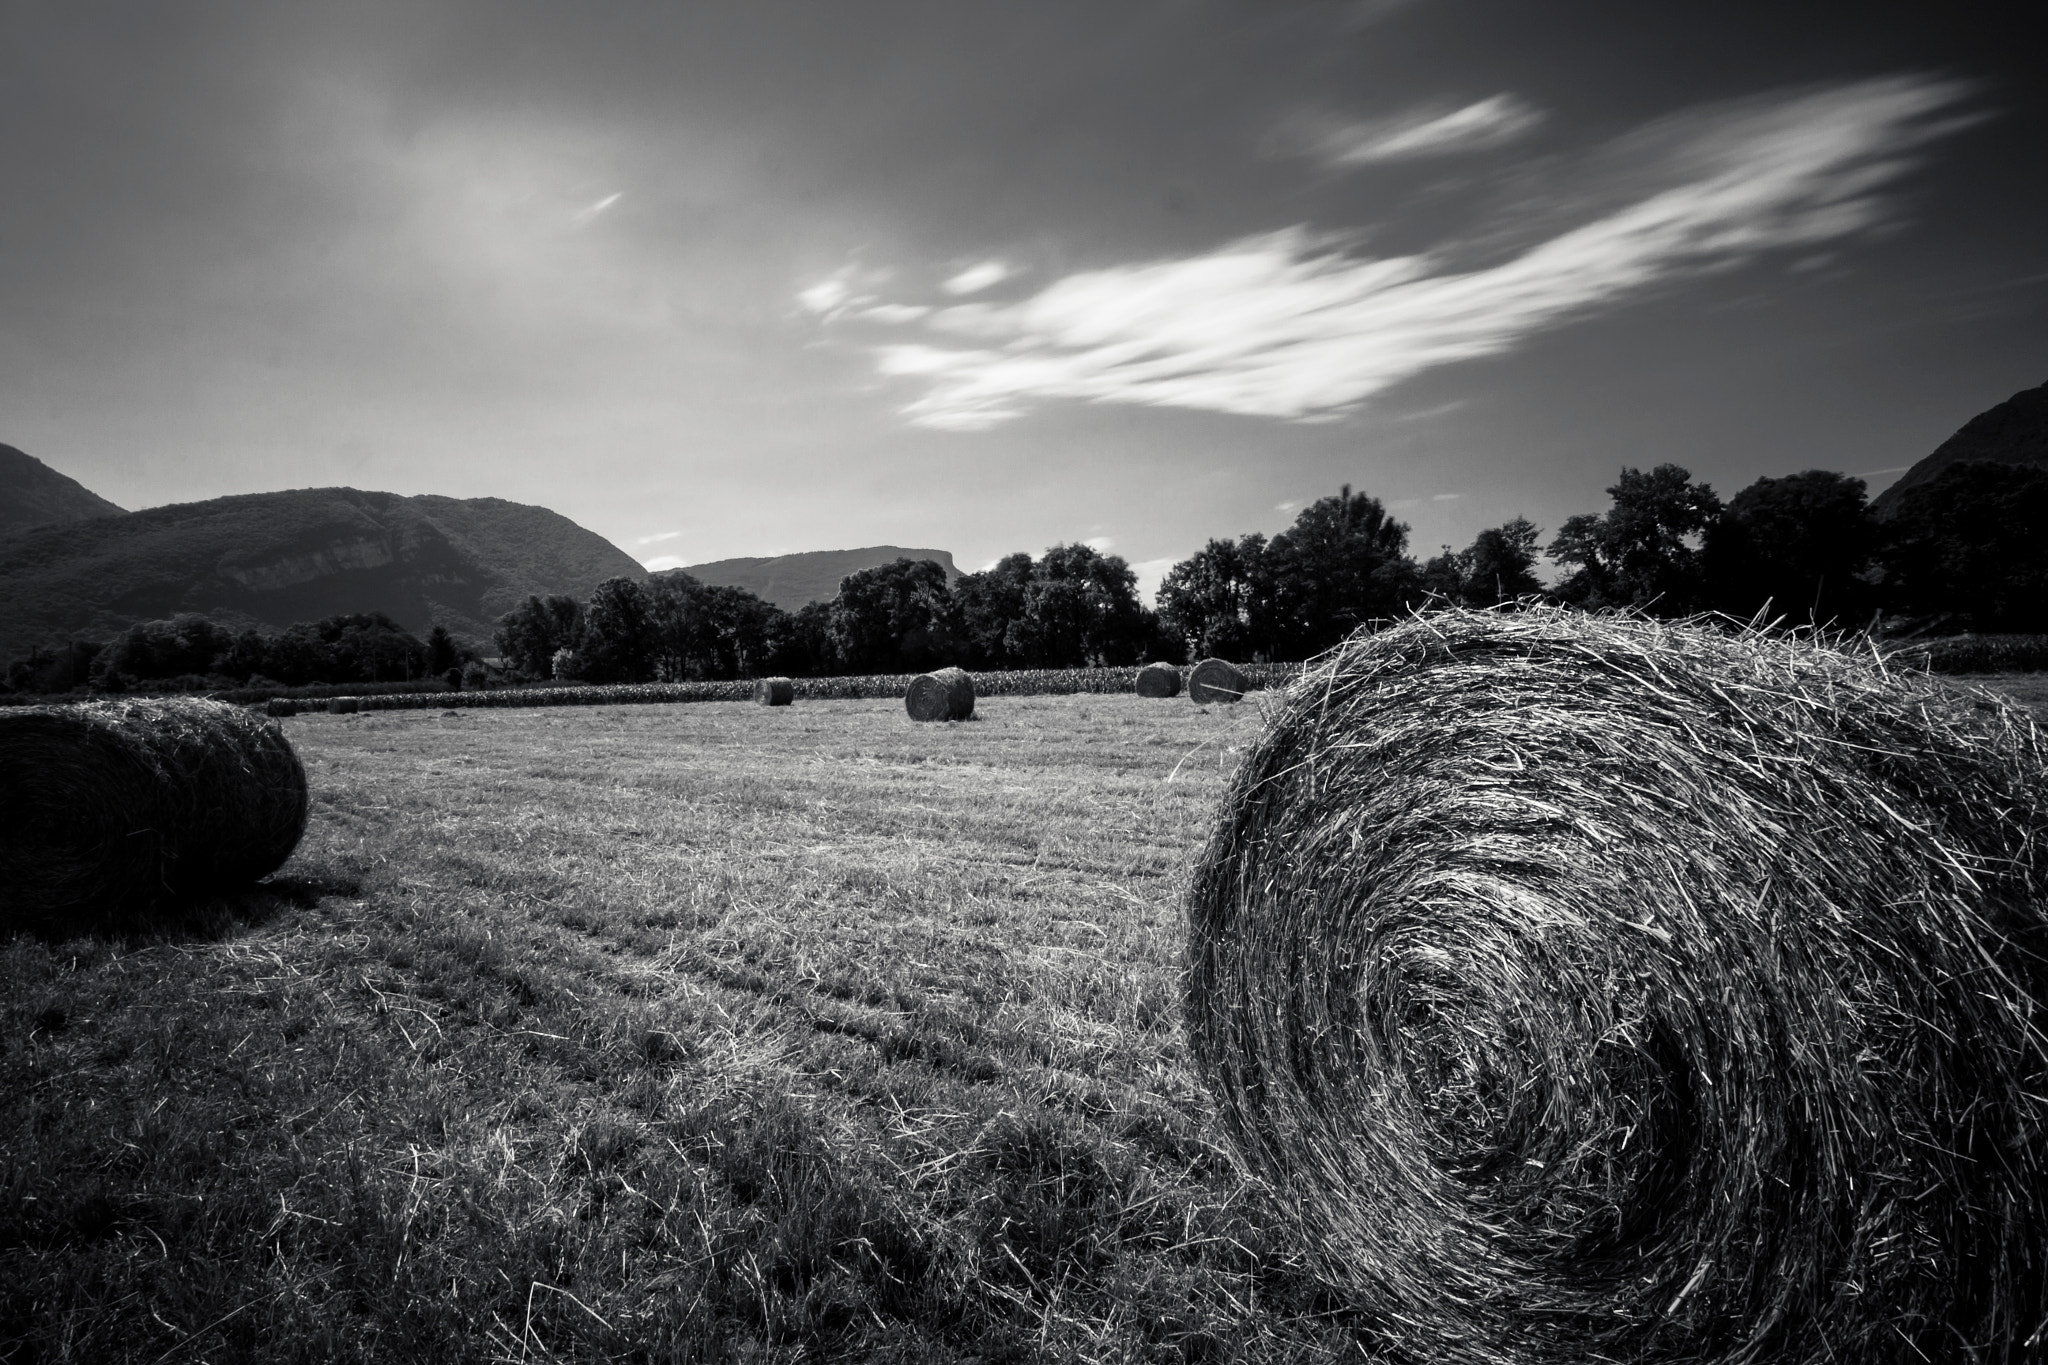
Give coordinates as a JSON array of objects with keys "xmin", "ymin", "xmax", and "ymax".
[
  {"xmin": 1186, "ymin": 657, "xmax": 1248, "ymax": 704},
  {"xmin": 327, "ymin": 696, "xmax": 359, "ymax": 715},
  {"xmin": 0, "ymin": 697, "xmax": 310, "ymax": 935},
  {"xmin": 1135, "ymin": 661, "xmax": 1183, "ymax": 698},
  {"xmin": 265, "ymin": 697, "xmax": 298, "ymax": 718},
  {"xmin": 753, "ymin": 676, "xmax": 794, "ymax": 707},
  {"xmin": 1185, "ymin": 607, "xmax": 2048, "ymax": 1365},
  {"xmin": 904, "ymin": 666, "xmax": 975, "ymax": 722}
]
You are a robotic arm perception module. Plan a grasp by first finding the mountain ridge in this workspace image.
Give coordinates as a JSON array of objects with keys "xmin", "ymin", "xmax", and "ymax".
[
  {"xmin": 1871, "ymin": 378, "xmax": 2048, "ymax": 515},
  {"xmin": 683, "ymin": 545, "xmax": 959, "ymax": 611},
  {"xmin": 0, "ymin": 444, "xmax": 127, "ymax": 531}
]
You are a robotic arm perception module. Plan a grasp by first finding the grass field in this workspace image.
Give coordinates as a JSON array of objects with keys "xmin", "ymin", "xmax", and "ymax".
[
  {"xmin": 1, "ymin": 693, "xmax": 1373, "ymax": 1364},
  {"xmin": 9, "ymin": 676, "xmax": 2044, "ymax": 1364}
]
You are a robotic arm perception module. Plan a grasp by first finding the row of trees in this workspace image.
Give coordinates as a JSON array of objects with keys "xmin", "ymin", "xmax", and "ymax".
[
  {"xmin": 494, "ymin": 547, "xmax": 1178, "ymax": 685},
  {"xmin": 4, "ymin": 612, "xmax": 471, "ymax": 695}
]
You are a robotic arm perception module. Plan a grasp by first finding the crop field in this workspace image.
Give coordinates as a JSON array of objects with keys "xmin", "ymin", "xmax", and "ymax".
[
  {"xmin": 8, "ymin": 675, "xmax": 2044, "ymax": 1364},
  {"xmin": 0, "ymin": 693, "xmax": 1370, "ymax": 1364}
]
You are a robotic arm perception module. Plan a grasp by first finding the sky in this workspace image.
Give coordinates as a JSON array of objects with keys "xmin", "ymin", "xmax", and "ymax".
[{"xmin": 4, "ymin": 1, "xmax": 2044, "ymax": 601}]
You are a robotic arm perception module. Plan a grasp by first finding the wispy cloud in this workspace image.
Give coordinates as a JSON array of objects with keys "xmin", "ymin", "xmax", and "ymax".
[
  {"xmin": 943, "ymin": 261, "xmax": 1010, "ymax": 295},
  {"xmin": 636, "ymin": 529, "xmax": 683, "ymax": 545},
  {"xmin": 571, "ymin": 191, "xmax": 623, "ymax": 225},
  {"xmin": 643, "ymin": 554, "xmax": 688, "ymax": 571},
  {"xmin": 843, "ymin": 77, "xmax": 1975, "ymax": 431},
  {"xmin": 1292, "ymin": 94, "xmax": 1545, "ymax": 167}
]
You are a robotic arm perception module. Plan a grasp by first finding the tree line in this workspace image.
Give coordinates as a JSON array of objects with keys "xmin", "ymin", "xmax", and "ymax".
[{"xmin": 6, "ymin": 455, "xmax": 2040, "ymax": 697}]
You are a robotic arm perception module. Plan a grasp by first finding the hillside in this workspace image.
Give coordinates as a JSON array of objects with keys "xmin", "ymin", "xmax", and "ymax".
[
  {"xmin": 684, "ymin": 545, "xmax": 959, "ymax": 610},
  {"xmin": 0, "ymin": 444, "xmax": 126, "ymax": 531},
  {"xmin": 0, "ymin": 487, "xmax": 644, "ymax": 654},
  {"xmin": 1872, "ymin": 378, "xmax": 2048, "ymax": 515}
]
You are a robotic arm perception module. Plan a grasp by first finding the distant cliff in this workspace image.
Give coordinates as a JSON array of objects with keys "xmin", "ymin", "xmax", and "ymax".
[
  {"xmin": 0, "ymin": 444, "xmax": 127, "ymax": 531},
  {"xmin": 0, "ymin": 485, "xmax": 645, "ymax": 654},
  {"xmin": 1872, "ymin": 378, "xmax": 2048, "ymax": 516},
  {"xmin": 683, "ymin": 545, "xmax": 959, "ymax": 610}
]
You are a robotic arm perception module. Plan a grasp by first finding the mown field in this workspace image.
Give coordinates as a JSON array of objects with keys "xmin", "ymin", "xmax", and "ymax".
[
  {"xmin": 8, "ymin": 675, "xmax": 2044, "ymax": 1364},
  {"xmin": 1, "ymin": 693, "xmax": 1373, "ymax": 1364}
]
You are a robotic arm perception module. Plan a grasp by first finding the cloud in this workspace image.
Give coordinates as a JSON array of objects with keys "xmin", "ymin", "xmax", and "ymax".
[
  {"xmin": 1299, "ymin": 94, "xmax": 1545, "ymax": 167},
  {"xmin": 571, "ymin": 191, "xmax": 623, "ymax": 225},
  {"xmin": 1084, "ymin": 535, "xmax": 1115, "ymax": 553},
  {"xmin": 636, "ymin": 529, "xmax": 683, "ymax": 545},
  {"xmin": 1128, "ymin": 555, "xmax": 1180, "ymax": 605},
  {"xmin": 853, "ymin": 77, "xmax": 1975, "ymax": 431},
  {"xmin": 943, "ymin": 261, "xmax": 1010, "ymax": 295},
  {"xmin": 642, "ymin": 554, "xmax": 688, "ymax": 571}
]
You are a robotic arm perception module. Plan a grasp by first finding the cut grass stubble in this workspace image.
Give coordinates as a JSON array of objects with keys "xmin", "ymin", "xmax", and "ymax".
[{"xmin": 1, "ymin": 692, "xmax": 1362, "ymax": 1364}]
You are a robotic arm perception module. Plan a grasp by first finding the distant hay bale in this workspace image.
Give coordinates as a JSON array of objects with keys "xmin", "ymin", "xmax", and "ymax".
[
  {"xmin": 327, "ymin": 696, "xmax": 359, "ymax": 715},
  {"xmin": 904, "ymin": 667, "xmax": 975, "ymax": 722},
  {"xmin": 0, "ymin": 697, "xmax": 310, "ymax": 935},
  {"xmin": 1186, "ymin": 657, "xmax": 1248, "ymax": 704},
  {"xmin": 1135, "ymin": 662, "xmax": 1182, "ymax": 698},
  {"xmin": 1185, "ymin": 607, "xmax": 2048, "ymax": 1365},
  {"xmin": 753, "ymin": 676, "xmax": 794, "ymax": 707},
  {"xmin": 265, "ymin": 697, "xmax": 298, "ymax": 718}
]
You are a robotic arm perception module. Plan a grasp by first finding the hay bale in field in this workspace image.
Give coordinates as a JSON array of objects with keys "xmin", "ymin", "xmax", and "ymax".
[
  {"xmin": 1186, "ymin": 657, "xmax": 1248, "ymax": 704},
  {"xmin": 1185, "ymin": 607, "xmax": 2048, "ymax": 1365},
  {"xmin": 265, "ymin": 697, "xmax": 298, "ymax": 718},
  {"xmin": 326, "ymin": 696, "xmax": 359, "ymax": 715},
  {"xmin": 904, "ymin": 666, "xmax": 974, "ymax": 722},
  {"xmin": 753, "ymin": 676, "xmax": 794, "ymax": 707},
  {"xmin": 1135, "ymin": 661, "xmax": 1182, "ymax": 698},
  {"xmin": 0, "ymin": 697, "xmax": 309, "ymax": 935}
]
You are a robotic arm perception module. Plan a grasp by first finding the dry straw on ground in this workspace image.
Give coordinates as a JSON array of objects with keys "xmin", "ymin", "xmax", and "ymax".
[
  {"xmin": 752, "ymin": 676, "xmax": 794, "ymax": 707},
  {"xmin": 1186, "ymin": 658, "xmax": 1249, "ymax": 704},
  {"xmin": 1135, "ymin": 661, "xmax": 1183, "ymax": 698},
  {"xmin": 0, "ymin": 697, "xmax": 309, "ymax": 935},
  {"xmin": 1185, "ymin": 607, "xmax": 2048, "ymax": 1365},
  {"xmin": 904, "ymin": 666, "xmax": 976, "ymax": 722}
]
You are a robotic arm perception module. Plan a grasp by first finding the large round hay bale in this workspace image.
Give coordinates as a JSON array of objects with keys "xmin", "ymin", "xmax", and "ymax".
[
  {"xmin": 1185, "ymin": 608, "xmax": 2048, "ymax": 1365},
  {"xmin": 753, "ymin": 676, "xmax": 794, "ymax": 707},
  {"xmin": 904, "ymin": 667, "xmax": 974, "ymax": 722},
  {"xmin": 0, "ymin": 697, "xmax": 310, "ymax": 935},
  {"xmin": 1186, "ymin": 657, "xmax": 1248, "ymax": 704},
  {"xmin": 265, "ymin": 697, "xmax": 298, "ymax": 718},
  {"xmin": 327, "ymin": 696, "xmax": 359, "ymax": 715},
  {"xmin": 1135, "ymin": 661, "xmax": 1182, "ymax": 698}
]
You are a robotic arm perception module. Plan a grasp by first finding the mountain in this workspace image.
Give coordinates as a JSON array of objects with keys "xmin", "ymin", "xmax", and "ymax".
[
  {"xmin": 0, "ymin": 444, "xmax": 127, "ymax": 531},
  {"xmin": 1871, "ymin": 379, "xmax": 2048, "ymax": 516},
  {"xmin": 683, "ymin": 545, "xmax": 959, "ymax": 610},
  {"xmin": 0, "ymin": 487, "xmax": 644, "ymax": 655}
]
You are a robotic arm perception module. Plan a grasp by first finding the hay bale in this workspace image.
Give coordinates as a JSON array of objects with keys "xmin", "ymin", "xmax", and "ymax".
[
  {"xmin": 327, "ymin": 696, "xmax": 359, "ymax": 715},
  {"xmin": 1186, "ymin": 657, "xmax": 1248, "ymax": 704},
  {"xmin": 905, "ymin": 666, "xmax": 974, "ymax": 722},
  {"xmin": 1185, "ymin": 607, "xmax": 2048, "ymax": 1365},
  {"xmin": 0, "ymin": 697, "xmax": 309, "ymax": 935},
  {"xmin": 753, "ymin": 676, "xmax": 794, "ymax": 707},
  {"xmin": 265, "ymin": 697, "xmax": 298, "ymax": 718},
  {"xmin": 1135, "ymin": 661, "xmax": 1183, "ymax": 698}
]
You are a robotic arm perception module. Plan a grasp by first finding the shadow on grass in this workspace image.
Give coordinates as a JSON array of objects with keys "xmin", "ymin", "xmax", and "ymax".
[{"xmin": 9, "ymin": 868, "xmax": 361, "ymax": 947}]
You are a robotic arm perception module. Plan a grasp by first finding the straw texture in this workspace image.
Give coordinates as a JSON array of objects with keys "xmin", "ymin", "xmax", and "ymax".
[
  {"xmin": 0, "ymin": 698, "xmax": 309, "ymax": 934},
  {"xmin": 904, "ymin": 667, "xmax": 975, "ymax": 722},
  {"xmin": 1135, "ymin": 662, "xmax": 1183, "ymax": 698},
  {"xmin": 752, "ymin": 676, "xmax": 794, "ymax": 707},
  {"xmin": 1187, "ymin": 658, "xmax": 1249, "ymax": 704},
  {"xmin": 1185, "ymin": 607, "xmax": 2048, "ymax": 1365}
]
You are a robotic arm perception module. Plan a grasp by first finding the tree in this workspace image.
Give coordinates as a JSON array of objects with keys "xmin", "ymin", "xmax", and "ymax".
[
  {"xmin": 952, "ymin": 553, "xmax": 1036, "ymax": 670},
  {"xmin": 1419, "ymin": 519, "xmax": 1545, "ymax": 608},
  {"xmin": 647, "ymin": 572, "xmax": 779, "ymax": 680},
  {"xmin": 1157, "ymin": 534, "xmax": 1271, "ymax": 662},
  {"xmin": 94, "ymin": 615, "xmax": 236, "ymax": 683},
  {"xmin": 1878, "ymin": 462, "xmax": 2048, "ymax": 631},
  {"xmin": 1262, "ymin": 487, "xmax": 1417, "ymax": 657},
  {"xmin": 767, "ymin": 600, "xmax": 838, "ymax": 677},
  {"xmin": 1704, "ymin": 471, "xmax": 1877, "ymax": 627},
  {"xmin": 425, "ymin": 624, "xmax": 459, "ymax": 676},
  {"xmin": 1009, "ymin": 543, "xmax": 1148, "ymax": 667},
  {"xmin": 495, "ymin": 595, "xmax": 582, "ymax": 678},
  {"xmin": 1550, "ymin": 465, "xmax": 1721, "ymax": 614},
  {"xmin": 578, "ymin": 577, "xmax": 658, "ymax": 683},
  {"xmin": 828, "ymin": 558, "xmax": 959, "ymax": 674}
]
